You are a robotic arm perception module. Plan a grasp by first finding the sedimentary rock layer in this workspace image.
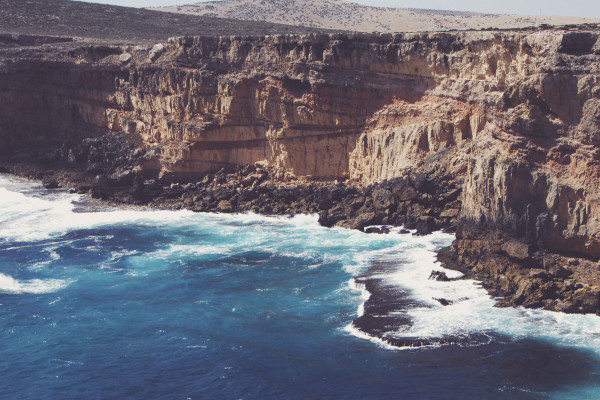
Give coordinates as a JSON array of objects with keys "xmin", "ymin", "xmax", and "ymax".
[{"xmin": 1, "ymin": 30, "xmax": 600, "ymax": 312}]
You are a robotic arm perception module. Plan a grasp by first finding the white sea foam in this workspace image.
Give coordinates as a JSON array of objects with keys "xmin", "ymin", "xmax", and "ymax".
[
  {"xmin": 342, "ymin": 323, "xmax": 400, "ymax": 351},
  {"xmin": 5, "ymin": 174, "xmax": 600, "ymax": 355},
  {"xmin": 0, "ymin": 273, "xmax": 72, "ymax": 294},
  {"xmin": 347, "ymin": 278, "xmax": 370, "ymax": 318},
  {"xmin": 345, "ymin": 229, "xmax": 600, "ymax": 353},
  {"xmin": 151, "ymin": 244, "xmax": 234, "ymax": 259},
  {"xmin": 0, "ymin": 191, "xmax": 196, "ymax": 242}
]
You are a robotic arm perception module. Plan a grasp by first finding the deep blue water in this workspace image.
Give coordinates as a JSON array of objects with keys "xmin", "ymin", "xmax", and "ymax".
[{"xmin": 2, "ymin": 174, "xmax": 600, "ymax": 399}]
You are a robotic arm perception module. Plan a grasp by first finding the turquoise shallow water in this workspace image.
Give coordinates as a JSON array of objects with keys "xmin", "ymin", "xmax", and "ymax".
[{"xmin": 2, "ymin": 174, "xmax": 600, "ymax": 399}]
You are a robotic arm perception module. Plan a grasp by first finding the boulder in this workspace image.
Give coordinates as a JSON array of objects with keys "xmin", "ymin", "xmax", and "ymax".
[
  {"xmin": 148, "ymin": 43, "xmax": 165, "ymax": 62},
  {"xmin": 110, "ymin": 169, "xmax": 134, "ymax": 186},
  {"xmin": 548, "ymin": 264, "xmax": 573, "ymax": 279},
  {"xmin": 365, "ymin": 226, "xmax": 391, "ymax": 234},
  {"xmin": 239, "ymin": 188, "xmax": 259, "ymax": 202},
  {"xmin": 119, "ymin": 53, "xmax": 132, "ymax": 64},
  {"xmin": 529, "ymin": 269, "xmax": 551, "ymax": 281},
  {"xmin": 429, "ymin": 270, "xmax": 450, "ymax": 281},
  {"xmin": 42, "ymin": 176, "xmax": 59, "ymax": 189},
  {"xmin": 501, "ymin": 240, "xmax": 531, "ymax": 261},
  {"xmin": 415, "ymin": 216, "xmax": 436, "ymax": 235},
  {"xmin": 440, "ymin": 208, "xmax": 460, "ymax": 218},
  {"xmin": 217, "ymin": 200, "xmax": 233, "ymax": 213},
  {"xmin": 371, "ymin": 187, "xmax": 393, "ymax": 210},
  {"xmin": 395, "ymin": 186, "xmax": 418, "ymax": 201},
  {"xmin": 344, "ymin": 212, "xmax": 377, "ymax": 230}
]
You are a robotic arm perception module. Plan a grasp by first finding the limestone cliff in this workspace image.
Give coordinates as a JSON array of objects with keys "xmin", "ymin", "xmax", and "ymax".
[{"xmin": 2, "ymin": 30, "xmax": 600, "ymax": 312}]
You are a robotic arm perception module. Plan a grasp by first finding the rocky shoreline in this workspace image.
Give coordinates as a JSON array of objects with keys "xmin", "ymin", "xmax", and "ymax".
[
  {"xmin": 0, "ymin": 132, "xmax": 462, "ymax": 235},
  {"xmin": 438, "ymin": 228, "xmax": 600, "ymax": 315},
  {"xmin": 3, "ymin": 131, "xmax": 600, "ymax": 316},
  {"xmin": 2, "ymin": 24, "xmax": 600, "ymax": 319}
]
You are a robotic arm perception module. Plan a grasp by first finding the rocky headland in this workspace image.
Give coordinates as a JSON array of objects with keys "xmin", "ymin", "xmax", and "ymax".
[{"xmin": 2, "ymin": 2, "xmax": 600, "ymax": 318}]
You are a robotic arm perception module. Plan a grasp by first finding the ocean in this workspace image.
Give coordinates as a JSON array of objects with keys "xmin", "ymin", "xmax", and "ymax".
[{"xmin": 1, "ymin": 174, "xmax": 600, "ymax": 399}]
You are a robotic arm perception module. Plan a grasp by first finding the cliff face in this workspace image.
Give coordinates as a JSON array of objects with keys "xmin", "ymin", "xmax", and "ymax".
[
  {"xmin": 0, "ymin": 32, "xmax": 536, "ymax": 180},
  {"xmin": 459, "ymin": 32, "xmax": 600, "ymax": 257},
  {"xmin": 2, "ymin": 30, "xmax": 600, "ymax": 311}
]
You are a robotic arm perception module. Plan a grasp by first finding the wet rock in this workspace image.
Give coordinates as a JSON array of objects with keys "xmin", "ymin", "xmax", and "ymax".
[
  {"xmin": 318, "ymin": 211, "xmax": 339, "ymax": 228},
  {"xmin": 365, "ymin": 226, "xmax": 391, "ymax": 234},
  {"xmin": 42, "ymin": 176, "xmax": 59, "ymax": 189},
  {"xmin": 434, "ymin": 298, "xmax": 453, "ymax": 306},
  {"xmin": 415, "ymin": 216, "xmax": 436, "ymax": 235},
  {"xmin": 338, "ymin": 211, "xmax": 377, "ymax": 230},
  {"xmin": 429, "ymin": 270, "xmax": 450, "ymax": 281},
  {"xmin": 318, "ymin": 199, "xmax": 333, "ymax": 211}
]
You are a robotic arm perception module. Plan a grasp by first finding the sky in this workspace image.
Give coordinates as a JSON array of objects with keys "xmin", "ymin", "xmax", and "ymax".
[{"xmin": 76, "ymin": 0, "xmax": 600, "ymax": 18}]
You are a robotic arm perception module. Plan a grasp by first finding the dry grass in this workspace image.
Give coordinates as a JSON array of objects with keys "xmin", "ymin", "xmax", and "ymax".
[
  {"xmin": 0, "ymin": 0, "xmax": 330, "ymax": 42},
  {"xmin": 156, "ymin": 0, "xmax": 600, "ymax": 33}
]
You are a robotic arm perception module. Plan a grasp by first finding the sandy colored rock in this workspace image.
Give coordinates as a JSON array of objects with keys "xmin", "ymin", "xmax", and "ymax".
[
  {"xmin": 501, "ymin": 240, "xmax": 531, "ymax": 261},
  {"xmin": 119, "ymin": 53, "xmax": 132, "ymax": 64}
]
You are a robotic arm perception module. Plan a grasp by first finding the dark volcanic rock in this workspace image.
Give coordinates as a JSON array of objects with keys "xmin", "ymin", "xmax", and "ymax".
[
  {"xmin": 42, "ymin": 176, "xmax": 59, "ymax": 189},
  {"xmin": 428, "ymin": 270, "xmax": 450, "ymax": 282},
  {"xmin": 365, "ymin": 226, "xmax": 391, "ymax": 234},
  {"xmin": 434, "ymin": 298, "xmax": 453, "ymax": 306}
]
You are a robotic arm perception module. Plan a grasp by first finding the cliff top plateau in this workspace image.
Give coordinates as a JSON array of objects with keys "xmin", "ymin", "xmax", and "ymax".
[
  {"xmin": 0, "ymin": 0, "xmax": 328, "ymax": 42},
  {"xmin": 155, "ymin": 0, "xmax": 600, "ymax": 33}
]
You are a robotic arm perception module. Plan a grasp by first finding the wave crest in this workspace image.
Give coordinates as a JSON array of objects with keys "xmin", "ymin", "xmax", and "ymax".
[{"xmin": 0, "ymin": 273, "xmax": 72, "ymax": 294}]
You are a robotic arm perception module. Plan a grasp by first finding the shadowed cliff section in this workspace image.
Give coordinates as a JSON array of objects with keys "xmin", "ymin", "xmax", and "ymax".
[{"xmin": 0, "ymin": 0, "xmax": 328, "ymax": 41}]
